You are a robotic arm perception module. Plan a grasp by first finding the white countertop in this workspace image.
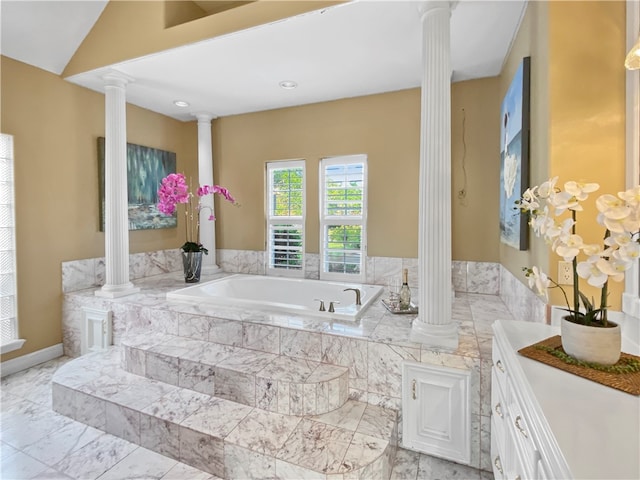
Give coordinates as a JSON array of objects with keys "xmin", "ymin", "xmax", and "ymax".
[{"xmin": 495, "ymin": 320, "xmax": 640, "ymax": 480}]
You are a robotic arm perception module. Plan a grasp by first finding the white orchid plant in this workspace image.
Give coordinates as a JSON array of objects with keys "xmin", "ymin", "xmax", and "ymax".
[{"xmin": 518, "ymin": 178, "xmax": 640, "ymax": 327}]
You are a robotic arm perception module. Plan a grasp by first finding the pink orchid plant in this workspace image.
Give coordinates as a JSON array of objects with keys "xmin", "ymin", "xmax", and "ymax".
[
  {"xmin": 518, "ymin": 178, "xmax": 640, "ymax": 327},
  {"xmin": 157, "ymin": 173, "xmax": 237, "ymax": 253}
]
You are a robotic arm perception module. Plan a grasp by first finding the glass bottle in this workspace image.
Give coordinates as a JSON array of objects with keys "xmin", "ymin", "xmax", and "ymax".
[{"xmin": 399, "ymin": 268, "xmax": 411, "ymax": 310}]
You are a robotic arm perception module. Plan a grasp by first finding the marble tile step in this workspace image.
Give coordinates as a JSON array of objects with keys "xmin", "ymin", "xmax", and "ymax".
[
  {"xmin": 122, "ymin": 332, "xmax": 349, "ymax": 415},
  {"xmin": 52, "ymin": 348, "xmax": 398, "ymax": 480}
]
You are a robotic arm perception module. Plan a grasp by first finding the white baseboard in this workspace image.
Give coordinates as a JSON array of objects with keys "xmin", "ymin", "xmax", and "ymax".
[{"xmin": 1, "ymin": 343, "xmax": 64, "ymax": 378}]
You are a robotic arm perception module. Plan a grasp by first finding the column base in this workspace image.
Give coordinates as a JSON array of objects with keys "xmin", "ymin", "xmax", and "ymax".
[
  {"xmin": 201, "ymin": 264, "xmax": 222, "ymax": 275},
  {"xmin": 410, "ymin": 320, "xmax": 459, "ymax": 350},
  {"xmin": 95, "ymin": 283, "xmax": 140, "ymax": 298}
]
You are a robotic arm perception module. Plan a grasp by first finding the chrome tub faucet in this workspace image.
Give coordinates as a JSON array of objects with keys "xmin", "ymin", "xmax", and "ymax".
[{"xmin": 343, "ymin": 288, "xmax": 362, "ymax": 306}]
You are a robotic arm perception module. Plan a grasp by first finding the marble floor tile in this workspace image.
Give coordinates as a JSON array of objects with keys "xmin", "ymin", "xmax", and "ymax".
[
  {"xmin": 1, "ymin": 441, "xmax": 19, "ymax": 461},
  {"xmin": 96, "ymin": 446, "xmax": 178, "ymax": 480},
  {"xmin": 276, "ymin": 419, "xmax": 354, "ymax": 474},
  {"xmin": 22, "ymin": 421, "xmax": 103, "ymax": 467},
  {"xmin": 161, "ymin": 461, "xmax": 221, "ymax": 480},
  {"xmin": 1, "ymin": 401, "xmax": 74, "ymax": 450},
  {"xmin": 339, "ymin": 432, "xmax": 389, "ymax": 474},
  {"xmin": 309, "ymin": 399, "xmax": 366, "ymax": 431},
  {"xmin": 52, "ymin": 433, "xmax": 137, "ymax": 479},
  {"xmin": 180, "ymin": 397, "xmax": 252, "ymax": 439},
  {"xmin": 418, "ymin": 453, "xmax": 484, "ymax": 479},
  {"xmin": 357, "ymin": 404, "xmax": 397, "ymax": 439},
  {"xmin": 225, "ymin": 408, "xmax": 301, "ymax": 455},
  {"xmin": 143, "ymin": 387, "xmax": 209, "ymax": 422},
  {"xmin": 390, "ymin": 447, "xmax": 421, "ymax": 479},
  {"xmin": 224, "ymin": 443, "xmax": 276, "ymax": 479},
  {"xmin": 1, "ymin": 450, "xmax": 49, "ymax": 479}
]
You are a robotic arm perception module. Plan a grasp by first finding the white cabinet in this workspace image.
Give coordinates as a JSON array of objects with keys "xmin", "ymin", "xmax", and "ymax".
[
  {"xmin": 402, "ymin": 361, "xmax": 471, "ymax": 465},
  {"xmin": 491, "ymin": 320, "xmax": 640, "ymax": 480}
]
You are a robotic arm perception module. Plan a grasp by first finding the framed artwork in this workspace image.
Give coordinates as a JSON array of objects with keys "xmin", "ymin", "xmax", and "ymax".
[
  {"xmin": 499, "ymin": 56, "xmax": 531, "ymax": 251},
  {"xmin": 98, "ymin": 137, "xmax": 177, "ymax": 231}
]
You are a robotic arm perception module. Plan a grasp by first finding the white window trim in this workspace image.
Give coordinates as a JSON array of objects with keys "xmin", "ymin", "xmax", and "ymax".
[
  {"xmin": 266, "ymin": 159, "xmax": 306, "ymax": 278},
  {"xmin": 319, "ymin": 154, "xmax": 368, "ymax": 283},
  {"xmin": 0, "ymin": 133, "xmax": 24, "ymax": 354}
]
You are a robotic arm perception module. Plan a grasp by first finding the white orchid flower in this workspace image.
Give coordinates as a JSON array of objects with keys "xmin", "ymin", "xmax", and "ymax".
[
  {"xmin": 618, "ymin": 186, "xmax": 640, "ymax": 207},
  {"xmin": 614, "ymin": 242, "xmax": 640, "ymax": 263},
  {"xmin": 576, "ymin": 258, "xmax": 609, "ymax": 287},
  {"xmin": 550, "ymin": 191, "xmax": 581, "ymax": 215},
  {"xmin": 519, "ymin": 187, "xmax": 539, "ymax": 212},
  {"xmin": 529, "ymin": 206, "xmax": 553, "ymax": 236},
  {"xmin": 607, "ymin": 232, "xmax": 633, "ymax": 248},
  {"xmin": 537, "ymin": 177, "xmax": 558, "ymax": 199},
  {"xmin": 582, "ymin": 243, "xmax": 603, "ymax": 256},
  {"xmin": 564, "ymin": 181, "xmax": 599, "ymax": 201},
  {"xmin": 525, "ymin": 266, "xmax": 550, "ymax": 302},
  {"xmin": 596, "ymin": 194, "xmax": 631, "ymax": 220},
  {"xmin": 554, "ymin": 234, "xmax": 584, "ymax": 261},
  {"xmin": 597, "ymin": 212, "xmax": 627, "ymax": 234},
  {"xmin": 596, "ymin": 257, "xmax": 627, "ymax": 282}
]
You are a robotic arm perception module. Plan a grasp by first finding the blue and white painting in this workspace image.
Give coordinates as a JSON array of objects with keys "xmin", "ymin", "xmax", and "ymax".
[{"xmin": 500, "ymin": 57, "xmax": 530, "ymax": 251}]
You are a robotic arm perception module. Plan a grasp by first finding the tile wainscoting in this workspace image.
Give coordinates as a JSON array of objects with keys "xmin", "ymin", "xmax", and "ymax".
[{"xmin": 62, "ymin": 248, "xmax": 545, "ymax": 324}]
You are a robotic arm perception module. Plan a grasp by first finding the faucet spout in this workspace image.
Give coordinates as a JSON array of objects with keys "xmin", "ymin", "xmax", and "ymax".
[{"xmin": 343, "ymin": 288, "xmax": 362, "ymax": 306}]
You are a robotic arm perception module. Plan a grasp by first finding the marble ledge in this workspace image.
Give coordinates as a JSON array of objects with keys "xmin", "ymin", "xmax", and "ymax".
[{"xmin": 62, "ymin": 272, "xmax": 512, "ymax": 363}]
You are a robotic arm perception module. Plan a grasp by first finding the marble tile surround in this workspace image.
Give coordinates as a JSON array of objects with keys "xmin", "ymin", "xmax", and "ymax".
[
  {"xmin": 62, "ymin": 248, "xmax": 502, "ymax": 296},
  {"xmin": 61, "ymin": 274, "xmax": 526, "ymax": 472},
  {"xmin": 60, "ymin": 248, "xmax": 546, "ymax": 474},
  {"xmin": 51, "ymin": 351, "xmax": 398, "ymax": 479}
]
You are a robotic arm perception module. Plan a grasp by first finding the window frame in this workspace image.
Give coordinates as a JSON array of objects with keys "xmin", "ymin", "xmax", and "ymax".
[
  {"xmin": 0, "ymin": 133, "xmax": 24, "ymax": 354},
  {"xmin": 265, "ymin": 159, "xmax": 306, "ymax": 278},
  {"xmin": 319, "ymin": 154, "xmax": 368, "ymax": 282}
]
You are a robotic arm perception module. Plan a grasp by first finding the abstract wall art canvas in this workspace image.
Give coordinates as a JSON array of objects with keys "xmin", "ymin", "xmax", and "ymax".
[
  {"xmin": 98, "ymin": 137, "xmax": 177, "ymax": 231},
  {"xmin": 499, "ymin": 56, "xmax": 531, "ymax": 251}
]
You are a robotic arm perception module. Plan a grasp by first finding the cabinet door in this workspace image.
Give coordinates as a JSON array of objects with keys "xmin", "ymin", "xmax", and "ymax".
[{"xmin": 402, "ymin": 361, "xmax": 471, "ymax": 465}]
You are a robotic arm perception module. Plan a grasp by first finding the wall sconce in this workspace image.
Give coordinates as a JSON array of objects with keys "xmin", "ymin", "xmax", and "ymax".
[{"xmin": 625, "ymin": 33, "xmax": 640, "ymax": 70}]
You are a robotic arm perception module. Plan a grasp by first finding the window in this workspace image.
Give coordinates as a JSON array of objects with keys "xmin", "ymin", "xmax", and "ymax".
[
  {"xmin": 320, "ymin": 155, "xmax": 367, "ymax": 281},
  {"xmin": 1, "ymin": 133, "xmax": 23, "ymax": 354},
  {"xmin": 266, "ymin": 160, "xmax": 305, "ymax": 276}
]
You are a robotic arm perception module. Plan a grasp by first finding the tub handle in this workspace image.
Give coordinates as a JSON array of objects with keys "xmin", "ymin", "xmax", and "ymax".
[
  {"xmin": 328, "ymin": 301, "xmax": 340, "ymax": 313},
  {"xmin": 314, "ymin": 299, "xmax": 326, "ymax": 312}
]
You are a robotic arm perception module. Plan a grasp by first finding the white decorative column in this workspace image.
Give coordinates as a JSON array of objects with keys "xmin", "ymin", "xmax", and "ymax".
[
  {"xmin": 411, "ymin": 1, "xmax": 458, "ymax": 349},
  {"xmin": 96, "ymin": 72, "xmax": 139, "ymax": 298},
  {"xmin": 195, "ymin": 113, "xmax": 221, "ymax": 273}
]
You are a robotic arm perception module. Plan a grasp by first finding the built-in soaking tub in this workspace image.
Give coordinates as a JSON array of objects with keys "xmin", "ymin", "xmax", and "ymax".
[{"xmin": 167, "ymin": 274, "xmax": 383, "ymax": 321}]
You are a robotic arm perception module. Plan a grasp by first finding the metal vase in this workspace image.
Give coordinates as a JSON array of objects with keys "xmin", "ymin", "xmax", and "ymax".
[{"xmin": 182, "ymin": 251, "xmax": 203, "ymax": 283}]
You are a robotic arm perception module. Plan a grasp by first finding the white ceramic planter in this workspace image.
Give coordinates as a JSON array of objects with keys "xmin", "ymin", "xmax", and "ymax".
[{"xmin": 561, "ymin": 317, "xmax": 622, "ymax": 366}]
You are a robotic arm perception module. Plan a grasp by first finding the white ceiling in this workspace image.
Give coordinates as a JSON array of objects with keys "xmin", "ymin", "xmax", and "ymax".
[{"xmin": 0, "ymin": 0, "xmax": 527, "ymax": 122}]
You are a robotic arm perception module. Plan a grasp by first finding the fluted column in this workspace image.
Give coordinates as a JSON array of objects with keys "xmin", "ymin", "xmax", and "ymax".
[
  {"xmin": 195, "ymin": 113, "xmax": 221, "ymax": 273},
  {"xmin": 411, "ymin": 1, "xmax": 458, "ymax": 349},
  {"xmin": 96, "ymin": 72, "xmax": 139, "ymax": 298}
]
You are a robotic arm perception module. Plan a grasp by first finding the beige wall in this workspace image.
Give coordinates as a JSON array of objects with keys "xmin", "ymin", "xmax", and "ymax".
[
  {"xmin": 451, "ymin": 77, "xmax": 501, "ymax": 262},
  {"xmin": 498, "ymin": 1, "xmax": 627, "ymax": 310},
  {"xmin": 213, "ymin": 84, "xmax": 500, "ymax": 261},
  {"xmin": 547, "ymin": 0, "xmax": 627, "ymax": 309},
  {"xmin": 0, "ymin": 56, "xmax": 197, "ymax": 361},
  {"xmin": 498, "ymin": 0, "xmax": 550, "ymax": 291}
]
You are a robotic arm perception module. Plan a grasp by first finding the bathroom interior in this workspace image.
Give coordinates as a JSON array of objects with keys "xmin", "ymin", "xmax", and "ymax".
[{"xmin": 1, "ymin": 1, "xmax": 639, "ymax": 479}]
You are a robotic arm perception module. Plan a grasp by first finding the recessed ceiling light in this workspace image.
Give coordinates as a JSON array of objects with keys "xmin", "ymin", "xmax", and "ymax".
[
  {"xmin": 279, "ymin": 81, "xmax": 298, "ymax": 90},
  {"xmin": 174, "ymin": 100, "xmax": 190, "ymax": 107}
]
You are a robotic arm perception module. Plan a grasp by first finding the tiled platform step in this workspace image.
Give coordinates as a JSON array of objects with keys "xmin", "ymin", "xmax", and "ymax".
[
  {"xmin": 122, "ymin": 333, "xmax": 350, "ymax": 416},
  {"xmin": 52, "ymin": 349, "xmax": 398, "ymax": 480}
]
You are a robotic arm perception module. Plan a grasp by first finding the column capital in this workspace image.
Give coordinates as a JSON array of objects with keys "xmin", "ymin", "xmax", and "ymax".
[
  {"xmin": 193, "ymin": 112, "xmax": 217, "ymax": 123},
  {"xmin": 417, "ymin": 1, "xmax": 457, "ymax": 19},
  {"xmin": 102, "ymin": 69, "xmax": 135, "ymax": 88}
]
